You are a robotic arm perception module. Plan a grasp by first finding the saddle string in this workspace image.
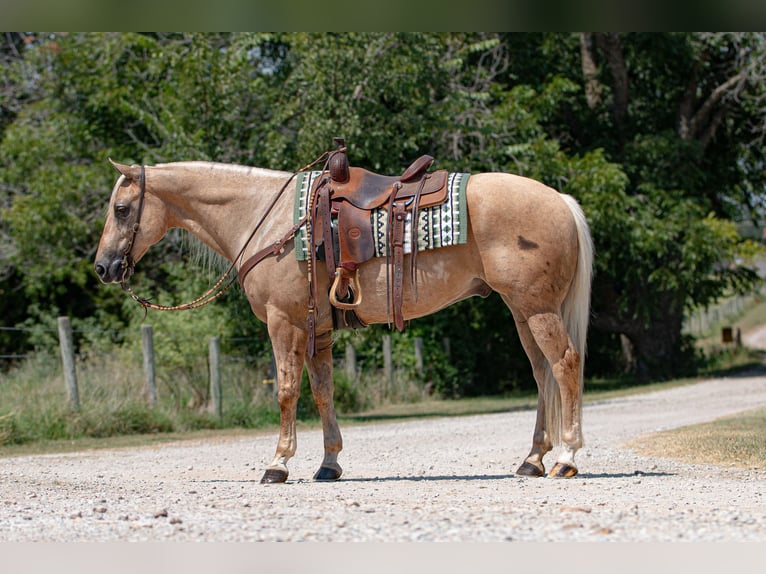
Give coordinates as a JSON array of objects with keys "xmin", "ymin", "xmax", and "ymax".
[
  {"xmin": 305, "ymin": 150, "xmax": 342, "ymax": 357},
  {"xmin": 120, "ymin": 149, "xmax": 339, "ymax": 314}
]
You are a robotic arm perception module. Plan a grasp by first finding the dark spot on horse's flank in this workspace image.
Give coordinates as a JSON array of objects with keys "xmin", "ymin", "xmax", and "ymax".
[{"xmin": 518, "ymin": 235, "xmax": 539, "ymax": 250}]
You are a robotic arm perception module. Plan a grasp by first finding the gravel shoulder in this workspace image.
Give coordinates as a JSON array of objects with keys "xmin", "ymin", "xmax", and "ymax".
[{"xmin": 2, "ymin": 368, "xmax": 766, "ymax": 542}]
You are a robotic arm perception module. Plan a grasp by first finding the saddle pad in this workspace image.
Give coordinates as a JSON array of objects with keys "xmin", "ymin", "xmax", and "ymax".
[{"xmin": 293, "ymin": 171, "xmax": 470, "ymax": 262}]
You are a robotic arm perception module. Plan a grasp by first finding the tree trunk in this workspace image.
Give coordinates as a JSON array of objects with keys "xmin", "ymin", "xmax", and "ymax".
[
  {"xmin": 580, "ymin": 33, "xmax": 602, "ymax": 109},
  {"xmin": 625, "ymin": 314, "xmax": 686, "ymax": 379},
  {"xmin": 594, "ymin": 33, "xmax": 629, "ymax": 137},
  {"xmin": 591, "ymin": 278, "xmax": 688, "ymax": 379},
  {"xmin": 579, "ymin": 33, "xmax": 629, "ymax": 147}
]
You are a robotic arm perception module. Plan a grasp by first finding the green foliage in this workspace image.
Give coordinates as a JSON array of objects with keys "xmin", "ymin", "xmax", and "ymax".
[
  {"xmin": 2, "ymin": 32, "xmax": 766, "ymax": 394},
  {"xmin": 258, "ymin": 32, "xmax": 453, "ymax": 171},
  {"xmin": 0, "ymin": 350, "xmax": 281, "ymax": 446},
  {"xmin": 331, "ymin": 371, "xmax": 367, "ymax": 413}
]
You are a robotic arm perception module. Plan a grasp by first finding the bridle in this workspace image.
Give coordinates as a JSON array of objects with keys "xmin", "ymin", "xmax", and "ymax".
[
  {"xmin": 120, "ymin": 165, "xmax": 146, "ymax": 283},
  {"xmin": 118, "ymin": 150, "xmax": 337, "ymax": 314}
]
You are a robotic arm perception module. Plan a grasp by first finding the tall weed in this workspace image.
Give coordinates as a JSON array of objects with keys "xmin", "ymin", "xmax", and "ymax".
[{"xmin": 0, "ymin": 344, "xmax": 427, "ymax": 447}]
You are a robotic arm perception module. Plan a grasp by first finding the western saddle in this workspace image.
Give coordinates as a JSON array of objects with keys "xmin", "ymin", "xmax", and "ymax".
[{"xmin": 310, "ymin": 138, "xmax": 450, "ymax": 337}]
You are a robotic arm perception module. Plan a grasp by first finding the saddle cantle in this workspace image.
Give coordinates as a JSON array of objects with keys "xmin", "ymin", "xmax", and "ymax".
[{"xmin": 310, "ymin": 138, "xmax": 451, "ymax": 335}]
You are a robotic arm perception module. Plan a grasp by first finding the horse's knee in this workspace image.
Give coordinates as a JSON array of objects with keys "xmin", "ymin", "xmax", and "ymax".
[{"xmin": 277, "ymin": 384, "xmax": 298, "ymax": 406}]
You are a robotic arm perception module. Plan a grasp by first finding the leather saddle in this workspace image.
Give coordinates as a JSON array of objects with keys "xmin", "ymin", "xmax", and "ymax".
[{"xmin": 310, "ymin": 138, "xmax": 450, "ymax": 332}]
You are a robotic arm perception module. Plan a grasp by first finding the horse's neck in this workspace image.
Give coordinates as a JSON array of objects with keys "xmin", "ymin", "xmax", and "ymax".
[{"xmin": 151, "ymin": 162, "xmax": 290, "ymax": 262}]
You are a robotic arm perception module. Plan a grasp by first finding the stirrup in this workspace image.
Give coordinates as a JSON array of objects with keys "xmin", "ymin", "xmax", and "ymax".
[{"xmin": 329, "ymin": 268, "xmax": 362, "ymax": 310}]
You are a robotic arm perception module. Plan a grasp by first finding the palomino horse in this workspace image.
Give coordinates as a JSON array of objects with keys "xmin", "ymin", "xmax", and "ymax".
[{"xmin": 94, "ymin": 157, "xmax": 593, "ymax": 483}]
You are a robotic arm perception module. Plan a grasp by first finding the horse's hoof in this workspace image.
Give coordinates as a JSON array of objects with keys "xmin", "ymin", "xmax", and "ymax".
[
  {"xmin": 313, "ymin": 466, "xmax": 342, "ymax": 481},
  {"xmin": 516, "ymin": 461, "xmax": 545, "ymax": 477},
  {"xmin": 260, "ymin": 468, "xmax": 289, "ymax": 484},
  {"xmin": 549, "ymin": 463, "xmax": 578, "ymax": 478}
]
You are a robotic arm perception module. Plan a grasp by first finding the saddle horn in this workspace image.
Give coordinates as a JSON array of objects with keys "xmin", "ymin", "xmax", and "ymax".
[{"xmin": 328, "ymin": 137, "xmax": 349, "ymax": 183}]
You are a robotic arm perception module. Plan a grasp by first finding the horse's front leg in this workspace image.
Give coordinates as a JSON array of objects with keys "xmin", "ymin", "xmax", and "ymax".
[
  {"xmin": 305, "ymin": 330, "xmax": 343, "ymax": 481},
  {"xmin": 260, "ymin": 313, "xmax": 308, "ymax": 484}
]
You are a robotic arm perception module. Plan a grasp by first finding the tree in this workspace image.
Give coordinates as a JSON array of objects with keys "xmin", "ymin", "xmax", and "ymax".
[
  {"xmin": 0, "ymin": 33, "xmax": 276, "ymax": 353},
  {"xmin": 538, "ymin": 32, "xmax": 765, "ymax": 375},
  {"xmin": 1, "ymin": 32, "xmax": 763, "ymax": 386}
]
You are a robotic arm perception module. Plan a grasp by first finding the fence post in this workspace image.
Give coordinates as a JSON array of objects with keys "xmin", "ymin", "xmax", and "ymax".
[
  {"xmin": 57, "ymin": 316, "xmax": 79, "ymax": 411},
  {"xmin": 141, "ymin": 324, "xmax": 157, "ymax": 406},
  {"xmin": 442, "ymin": 337, "xmax": 451, "ymax": 360},
  {"xmin": 414, "ymin": 337, "xmax": 424, "ymax": 375},
  {"xmin": 345, "ymin": 343, "xmax": 357, "ymax": 381},
  {"xmin": 209, "ymin": 336, "xmax": 222, "ymax": 418},
  {"xmin": 383, "ymin": 334, "xmax": 393, "ymax": 394}
]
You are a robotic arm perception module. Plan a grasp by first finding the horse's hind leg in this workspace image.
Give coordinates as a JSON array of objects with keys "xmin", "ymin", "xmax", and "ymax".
[
  {"xmin": 305, "ymin": 330, "xmax": 343, "ymax": 481},
  {"xmin": 526, "ymin": 311, "xmax": 583, "ymax": 478},
  {"xmin": 509, "ymin": 308, "xmax": 553, "ymax": 477}
]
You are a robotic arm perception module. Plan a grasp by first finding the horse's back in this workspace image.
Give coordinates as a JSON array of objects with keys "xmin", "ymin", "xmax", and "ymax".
[{"xmin": 466, "ymin": 172, "xmax": 572, "ymax": 219}]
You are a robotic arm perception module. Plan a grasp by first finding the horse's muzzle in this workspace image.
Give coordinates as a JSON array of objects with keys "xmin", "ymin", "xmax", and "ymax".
[{"xmin": 94, "ymin": 256, "xmax": 131, "ymax": 284}]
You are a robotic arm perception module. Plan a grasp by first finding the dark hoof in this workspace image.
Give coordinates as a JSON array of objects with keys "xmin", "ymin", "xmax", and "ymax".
[
  {"xmin": 549, "ymin": 463, "xmax": 578, "ymax": 478},
  {"xmin": 313, "ymin": 466, "xmax": 342, "ymax": 481},
  {"xmin": 260, "ymin": 468, "xmax": 289, "ymax": 484},
  {"xmin": 516, "ymin": 461, "xmax": 545, "ymax": 477}
]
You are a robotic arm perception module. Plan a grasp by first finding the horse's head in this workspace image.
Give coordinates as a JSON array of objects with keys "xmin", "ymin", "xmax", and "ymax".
[{"xmin": 94, "ymin": 160, "xmax": 168, "ymax": 284}]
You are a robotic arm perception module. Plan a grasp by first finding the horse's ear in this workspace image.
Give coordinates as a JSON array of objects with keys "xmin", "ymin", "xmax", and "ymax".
[{"xmin": 108, "ymin": 158, "xmax": 141, "ymax": 180}]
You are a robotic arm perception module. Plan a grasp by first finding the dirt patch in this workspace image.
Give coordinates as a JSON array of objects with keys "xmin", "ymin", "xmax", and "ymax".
[{"xmin": 629, "ymin": 406, "xmax": 766, "ymax": 470}]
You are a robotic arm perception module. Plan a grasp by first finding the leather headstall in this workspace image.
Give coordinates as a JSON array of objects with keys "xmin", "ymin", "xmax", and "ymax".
[{"xmin": 120, "ymin": 165, "xmax": 146, "ymax": 283}]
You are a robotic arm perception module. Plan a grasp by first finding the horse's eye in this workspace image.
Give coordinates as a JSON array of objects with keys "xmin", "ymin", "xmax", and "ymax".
[{"xmin": 114, "ymin": 204, "xmax": 130, "ymax": 219}]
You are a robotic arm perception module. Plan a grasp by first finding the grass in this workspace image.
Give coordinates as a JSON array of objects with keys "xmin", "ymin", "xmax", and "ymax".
[
  {"xmin": 0, "ymin": 351, "xmax": 280, "ymax": 451},
  {"xmin": 629, "ymin": 407, "xmax": 766, "ymax": 471}
]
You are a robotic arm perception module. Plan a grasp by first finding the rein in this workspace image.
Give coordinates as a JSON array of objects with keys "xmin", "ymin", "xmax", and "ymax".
[{"xmin": 120, "ymin": 150, "xmax": 337, "ymax": 314}]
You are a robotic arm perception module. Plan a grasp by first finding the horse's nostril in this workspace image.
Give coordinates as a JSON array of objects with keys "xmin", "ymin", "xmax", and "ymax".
[{"xmin": 95, "ymin": 263, "xmax": 106, "ymax": 279}]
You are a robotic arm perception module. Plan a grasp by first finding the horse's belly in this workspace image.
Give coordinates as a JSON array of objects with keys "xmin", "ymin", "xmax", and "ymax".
[{"xmin": 352, "ymin": 246, "xmax": 488, "ymax": 325}]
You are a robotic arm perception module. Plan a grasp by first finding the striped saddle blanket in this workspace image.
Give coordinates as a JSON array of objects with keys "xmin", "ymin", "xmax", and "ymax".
[{"xmin": 293, "ymin": 170, "xmax": 470, "ymax": 261}]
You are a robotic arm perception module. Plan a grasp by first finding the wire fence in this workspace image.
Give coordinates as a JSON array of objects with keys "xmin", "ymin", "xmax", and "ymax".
[
  {"xmin": 1, "ymin": 317, "xmax": 427, "ymax": 414},
  {"xmin": 0, "ymin": 325, "xmax": 45, "ymax": 360},
  {"xmin": 3, "ymin": 292, "xmax": 759, "ymax": 368},
  {"xmin": 683, "ymin": 289, "xmax": 764, "ymax": 339},
  {"xmin": 0, "ymin": 323, "xmax": 266, "ymax": 363}
]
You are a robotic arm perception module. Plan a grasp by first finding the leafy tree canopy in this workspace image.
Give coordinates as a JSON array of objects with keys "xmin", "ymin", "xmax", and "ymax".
[{"xmin": 1, "ymin": 32, "xmax": 764, "ymax": 384}]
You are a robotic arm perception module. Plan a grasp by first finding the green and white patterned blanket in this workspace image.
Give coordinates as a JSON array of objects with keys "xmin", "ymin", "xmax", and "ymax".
[{"xmin": 293, "ymin": 171, "xmax": 470, "ymax": 261}]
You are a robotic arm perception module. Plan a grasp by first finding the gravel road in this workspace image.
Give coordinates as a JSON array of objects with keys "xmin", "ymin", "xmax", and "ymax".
[{"xmin": 2, "ymin": 362, "xmax": 766, "ymax": 543}]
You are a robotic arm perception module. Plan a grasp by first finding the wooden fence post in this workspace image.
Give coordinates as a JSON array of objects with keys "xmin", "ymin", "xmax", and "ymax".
[
  {"xmin": 141, "ymin": 324, "xmax": 157, "ymax": 406},
  {"xmin": 57, "ymin": 316, "xmax": 79, "ymax": 411},
  {"xmin": 209, "ymin": 336, "xmax": 222, "ymax": 418},
  {"xmin": 414, "ymin": 337, "xmax": 424, "ymax": 375},
  {"xmin": 345, "ymin": 343, "xmax": 357, "ymax": 381},
  {"xmin": 383, "ymin": 334, "xmax": 393, "ymax": 394}
]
